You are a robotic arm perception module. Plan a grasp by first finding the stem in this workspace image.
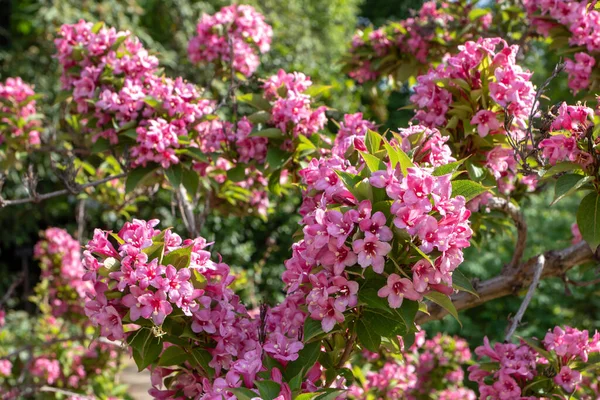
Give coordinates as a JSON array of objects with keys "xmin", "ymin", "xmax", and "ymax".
[
  {"xmin": 504, "ymin": 254, "xmax": 545, "ymax": 341},
  {"xmin": 0, "ymin": 172, "xmax": 127, "ymax": 207}
]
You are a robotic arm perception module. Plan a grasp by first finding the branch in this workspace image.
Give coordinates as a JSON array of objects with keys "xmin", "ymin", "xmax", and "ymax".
[
  {"xmin": 0, "ymin": 273, "xmax": 24, "ymax": 307},
  {"xmin": 0, "ymin": 172, "xmax": 127, "ymax": 208},
  {"xmin": 487, "ymin": 197, "xmax": 527, "ymax": 271},
  {"xmin": 417, "ymin": 241, "xmax": 594, "ymax": 324},
  {"xmin": 176, "ymin": 185, "xmax": 199, "ymax": 237},
  {"xmin": 504, "ymin": 254, "xmax": 545, "ymax": 341}
]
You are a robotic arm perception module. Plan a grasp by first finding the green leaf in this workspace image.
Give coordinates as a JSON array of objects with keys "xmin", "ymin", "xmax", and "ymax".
[
  {"xmin": 91, "ymin": 21, "xmax": 105, "ymax": 34},
  {"xmin": 254, "ymin": 380, "xmax": 281, "ymax": 400},
  {"xmin": 157, "ymin": 346, "xmax": 189, "ymax": 366},
  {"xmin": 190, "ymin": 348, "xmax": 214, "ymax": 378},
  {"xmin": 165, "ymin": 163, "xmax": 184, "ymax": 189},
  {"xmin": 303, "ymin": 318, "xmax": 325, "ymax": 343},
  {"xmin": 383, "ymin": 142, "xmax": 414, "ymax": 175},
  {"xmin": 552, "ymin": 174, "xmax": 591, "ymax": 205},
  {"xmin": 267, "ymin": 147, "xmax": 289, "ymax": 170},
  {"xmin": 181, "ymin": 147, "xmax": 208, "ymax": 162},
  {"xmin": 143, "ymin": 96, "xmax": 160, "ymax": 108},
  {"xmin": 162, "ymin": 246, "xmax": 193, "ymax": 269},
  {"xmin": 577, "ymin": 192, "xmax": 600, "ymax": 250},
  {"xmin": 91, "ymin": 138, "xmax": 110, "ymax": 153},
  {"xmin": 284, "ymin": 341, "xmax": 321, "ymax": 383},
  {"xmin": 237, "ymin": 93, "xmax": 271, "ymax": 111},
  {"xmin": 365, "ymin": 130, "xmax": 383, "ymax": 153},
  {"xmin": 359, "ymin": 151, "xmax": 386, "ymax": 173},
  {"xmin": 424, "ymin": 292, "xmax": 461, "ymax": 326},
  {"xmin": 227, "ymin": 164, "xmax": 247, "ymax": 182},
  {"xmin": 357, "ymin": 320, "xmax": 380, "ymax": 352},
  {"xmin": 362, "ymin": 311, "xmax": 403, "ymax": 338},
  {"xmin": 451, "ymin": 180, "xmax": 490, "ymax": 202},
  {"xmin": 249, "ymin": 127, "xmax": 284, "ymax": 139},
  {"xmin": 314, "ymin": 389, "xmax": 347, "ymax": 400},
  {"xmin": 358, "ymin": 288, "xmax": 393, "ymax": 314},
  {"xmin": 432, "ymin": 158, "xmax": 467, "ymax": 177},
  {"xmin": 127, "ymin": 328, "xmax": 162, "ymax": 371},
  {"xmin": 452, "ymin": 269, "xmax": 479, "ymax": 297},
  {"xmin": 295, "ymin": 394, "xmax": 321, "ymax": 400},
  {"xmin": 229, "ymin": 387, "xmax": 259, "ymax": 400},
  {"xmin": 247, "ymin": 111, "xmax": 271, "ymax": 124},
  {"xmin": 468, "ymin": 8, "xmax": 490, "ymax": 20},
  {"xmin": 126, "ymin": 165, "xmax": 158, "ymax": 194},
  {"xmin": 542, "ymin": 161, "xmax": 582, "ymax": 177},
  {"xmin": 182, "ymin": 169, "xmax": 200, "ymax": 196}
]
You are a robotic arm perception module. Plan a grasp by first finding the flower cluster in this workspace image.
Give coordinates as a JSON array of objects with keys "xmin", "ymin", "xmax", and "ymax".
[
  {"xmin": 288, "ymin": 142, "xmax": 472, "ymax": 333},
  {"xmin": 0, "ymin": 77, "xmax": 41, "ymax": 152},
  {"xmin": 345, "ymin": 1, "xmax": 492, "ymax": 84},
  {"xmin": 538, "ymin": 102, "xmax": 597, "ymax": 170},
  {"xmin": 524, "ymin": 0, "xmax": 600, "ymax": 93},
  {"xmin": 411, "ymin": 37, "xmax": 538, "ymax": 196},
  {"xmin": 263, "ymin": 69, "xmax": 327, "ymax": 138},
  {"xmin": 394, "ymin": 125, "xmax": 456, "ymax": 167},
  {"xmin": 469, "ymin": 326, "xmax": 600, "ymax": 399},
  {"xmin": 82, "ymin": 219, "xmax": 310, "ymax": 398},
  {"xmin": 188, "ymin": 4, "xmax": 272, "ymax": 77},
  {"xmin": 349, "ymin": 331, "xmax": 475, "ymax": 400},
  {"xmin": 332, "ymin": 112, "xmax": 376, "ymax": 157},
  {"xmin": 33, "ymin": 228, "xmax": 91, "ymax": 318},
  {"xmin": 412, "ymin": 37, "xmax": 535, "ymax": 130},
  {"xmin": 55, "ymin": 20, "xmax": 214, "ymax": 169}
]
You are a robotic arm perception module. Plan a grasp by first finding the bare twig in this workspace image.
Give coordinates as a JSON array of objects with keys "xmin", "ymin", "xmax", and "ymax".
[
  {"xmin": 504, "ymin": 254, "xmax": 545, "ymax": 341},
  {"xmin": 565, "ymin": 275, "xmax": 600, "ymax": 287},
  {"xmin": 76, "ymin": 198, "xmax": 86, "ymax": 242},
  {"xmin": 0, "ymin": 273, "xmax": 24, "ymax": 307},
  {"xmin": 176, "ymin": 185, "xmax": 199, "ymax": 237},
  {"xmin": 0, "ymin": 172, "xmax": 127, "ymax": 208},
  {"xmin": 487, "ymin": 197, "xmax": 528, "ymax": 271},
  {"xmin": 40, "ymin": 386, "xmax": 93, "ymax": 398},
  {"xmin": 417, "ymin": 241, "xmax": 594, "ymax": 324}
]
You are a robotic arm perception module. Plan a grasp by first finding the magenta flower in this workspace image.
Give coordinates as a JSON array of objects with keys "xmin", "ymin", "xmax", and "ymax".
[
  {"xmin": 554, "ymin": 366, "xmax": 582, "ymax": 393},
  {"xmin": 358, "ymin": 211, "xmax": 393, "ymax": 241},
  {"xmin": 328, "ymin": 276, "xmax": 359, "ymax": 311},
  {"xmin": 352, "ymin": 233, "xmax": 392, "ymax": 273},
  {"xmin": 138, "ymin": 290, "xmax": 173, "ymax": 325},
  {"xmin": 377, "ymin": 274, "xmax": 422, "ymax": 308},
  {"xmin": 321, "ymin": 240, "xmax": 358, "ymax": 275},
  {"xmin": 263, "ymin": 332, "xmax": 304, "ymax": 362},
  {"xmin": 470, "ymin": 110, "xmax": 501, "ymax": 137}
]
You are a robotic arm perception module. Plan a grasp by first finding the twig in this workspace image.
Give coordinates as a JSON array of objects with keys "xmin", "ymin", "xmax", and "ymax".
[
  {"xmin": 487, "ymin": 197, "xmax": 528, "ymax": 271},
  {"xmin": 336, "ymin": 329, "xmax": 358, "ymax": 369},
  {"xmin": 40, "ymin": 386, "xmax": 93, "ymax": 398},
  {"xmin": 0, "ymin": 172, "xmax": 127, "ymax": 207},
  {"xmin": 76, "ymin": 198, "xmax": 86, "ymax": 242},
  {"xmin": 565, "ymin": 275, "xmax": 600, "ymax": 287},
  {"xmin": 176, "ymin": 185, "xmax": 199, "ymax": 237},
  {"xmin": 0, "ymin": 273, "xmax": 24, "ymax": 307},
  {"xmin": 504, "ymin": 254, "xmax": 545, "ymax": 341}
]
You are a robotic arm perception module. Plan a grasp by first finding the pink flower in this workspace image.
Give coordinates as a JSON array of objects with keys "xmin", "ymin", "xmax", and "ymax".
[
  {"xmin": 352, "ymin": 233, "xmax": 392, "ymax": 273},
  {"xmin": 0, "ymin": 359, "xmax": 12, "ymax": 376},
  {"xmin": 471, "ymin": 110, "xmax": 501, "ymax": 137},
  {"xmin": 554, "ymin": 366, "xmax": 581, "ymax": 392},
  {"xmin": 377, "ymin": 274, "xmax": 422, "ymax": 308},
  {"xmin": 138, "ymin": 290, "xmax": 173, "ymax": 325}
]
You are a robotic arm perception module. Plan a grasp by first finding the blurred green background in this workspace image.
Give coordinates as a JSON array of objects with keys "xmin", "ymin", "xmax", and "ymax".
[{"xmin": 0, "ymin": 0, "xmax": 598, "ymax": 349}]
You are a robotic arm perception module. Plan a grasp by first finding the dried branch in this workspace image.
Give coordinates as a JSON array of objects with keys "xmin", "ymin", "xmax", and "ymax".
[
  {"xmin": 176, "ymin": 185, "xmax": 199, "ymax": 237},
  {"xmin": 0, "ymin": 172, "xmax": 127, "ymax": 208},
  {"xmin": 487, "ymin": 197, "xmax": 528, "ymax": 271},
  {"xmin": 504, "ymin": 254, "xmax": 545, "ymax": 341},
  {"xmin": 0, "ymin": 273, "xmax": 24, "ymax": 307},
  {"xmin": 417, "ymin": 241, "xmax": 594, "ymax": 324}
]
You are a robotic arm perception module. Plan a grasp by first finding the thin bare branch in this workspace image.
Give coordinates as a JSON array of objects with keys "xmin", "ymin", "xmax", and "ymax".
[
  {"xmin": 504, "ymin": 254, "xmax": 545, "ymax": 341},
  {"xmin": 0, "ymin": 172, "xmax": 127, "ymax": 208}
]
